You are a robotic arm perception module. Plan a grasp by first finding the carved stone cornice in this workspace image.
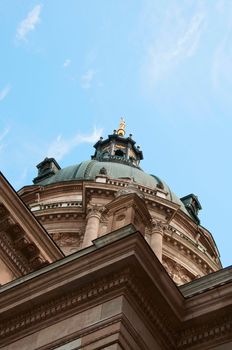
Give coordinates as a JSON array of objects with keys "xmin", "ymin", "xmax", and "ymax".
[
  {"xmin": 177, "ymin": 313, "xmax": 232, "ymax": 349},
  {"xmin": 163, "ymin": 229, "xmax": 218, "ymax": 274},
  {"xmin": 0, "ymin": 203, "xmax": 49, "ymax": 275},
  {"xmin": 0, "ymin": 269, "xmax": 130, "ymax": 341},
  {"xmin": 0, "ymin": 231, "xmax": 30, "ymax": 276},
  {"xmin": 0, "ymin": 267, "xmax": 176, "ymax": 350},
  {"xmin": 38, "ymin": 211, "xmax": 85, "ymax": 223}
]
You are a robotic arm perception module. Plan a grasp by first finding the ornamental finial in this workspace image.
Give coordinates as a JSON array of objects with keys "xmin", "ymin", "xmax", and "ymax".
[{"xmin": 117, "ymin": 117, "xmax": 126, "ymax": 137}]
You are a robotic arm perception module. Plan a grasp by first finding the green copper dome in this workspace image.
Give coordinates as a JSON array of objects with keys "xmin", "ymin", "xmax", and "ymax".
[
  {"xmin": 33, "ymin": 129, "xmax": 197, "ymax": 219},
  {"xmin": 33, "ymin": 159, "xmax": 188, "ymax": 214}
]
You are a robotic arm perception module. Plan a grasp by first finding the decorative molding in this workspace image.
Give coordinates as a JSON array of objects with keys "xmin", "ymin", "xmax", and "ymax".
[
  {"xmin": 0, "ymin": 268, "xmax": 175, "ymax": 349},
  {"xmin": 163, "ymin": 229, "xmax": 217, "ymax": 275},
  {"xmin": 162, "ymin": 256, "xmax": 193, "ymax": 285},
  {"xmin": 0, "ymin": 231, "xmax": 29, "ymax": 275},
  {"xmin": 49, "ymin": 232, "xmax": 83, "ymax": 255},
  {"xmin": 0, "ymin": 202, "xmax": 49, "ymax": 275},
  {"xmin": 30, "ymin": 201, "xmax": 82, "ymax": 213},
  {"xmin": 177, "ymin": 314, "xmax": 232, "ymax": 349},
  {"xmin": 0, "ymin": 269, "xmax": 130, "ymax": 341}
]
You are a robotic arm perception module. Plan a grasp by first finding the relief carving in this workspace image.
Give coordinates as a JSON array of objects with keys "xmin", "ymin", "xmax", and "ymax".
[
  {"xmin": 50, "ymin": 232, "xmax": 83, "ymax": 255},
  {"xmin": 163, "ymin": 257, "xmax": 192, "ymax": 285}
]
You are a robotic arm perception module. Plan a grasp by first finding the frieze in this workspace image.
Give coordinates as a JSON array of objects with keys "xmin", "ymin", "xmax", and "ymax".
[{"xmin": 37, "ymin": 212, "xmax": 85, "ymax": 222}]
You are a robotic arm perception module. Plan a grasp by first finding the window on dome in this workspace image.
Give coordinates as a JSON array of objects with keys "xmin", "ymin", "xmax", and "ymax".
[{"xmin": 115, "ymin": 149, "xmax": 124, "ymax": 157}]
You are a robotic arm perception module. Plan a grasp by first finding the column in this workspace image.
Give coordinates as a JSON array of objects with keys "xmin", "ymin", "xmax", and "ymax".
[
  {"xmin": 82, "ymin": 205, "xmax": 104, "ymax": 248},
  {"xmin": 150, "ymin": 220, "xmax": 164, "ymax": 262}
]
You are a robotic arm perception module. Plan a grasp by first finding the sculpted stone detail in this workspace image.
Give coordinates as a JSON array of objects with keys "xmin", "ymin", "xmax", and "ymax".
[
  {"xmin": 115, "ymin": 181, "xmax": 145, "ymax": 199},
  {"xmin": 50, "ymin": 232, "xmax": 83, "ymax": 255},
  {"xmin": 0, "ymin": 203, "xmax": 48, "ymax": 275},
  {"xmin": 86, "ymin": 204, "xmax": 105, "ymax": 220},
  {"xmin": 163, "ymin": 257, "xmax": 192, "ymax": 285},
  {"xmin": 0, "ymin": 231, "xmax": 30, "ymax": 275},
  {"xmin": 151, "ymin": 218, "xmax": 167, "ymax": 234}
]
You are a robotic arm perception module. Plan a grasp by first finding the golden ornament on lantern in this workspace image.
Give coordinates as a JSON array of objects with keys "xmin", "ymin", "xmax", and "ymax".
[{"xmin": 117, "ymin": 118, "xmax": 126, "ymax": 137}]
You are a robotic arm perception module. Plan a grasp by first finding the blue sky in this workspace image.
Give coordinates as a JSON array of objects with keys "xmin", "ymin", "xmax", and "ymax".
[{"xmin": 0, "ymin": 0, "xmax": 232, "ymax": 266}]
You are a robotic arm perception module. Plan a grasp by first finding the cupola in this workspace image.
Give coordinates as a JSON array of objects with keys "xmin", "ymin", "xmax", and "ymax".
[{"xmin": 91, "ymin": 118, "xmax": 143, "ymax": 168}]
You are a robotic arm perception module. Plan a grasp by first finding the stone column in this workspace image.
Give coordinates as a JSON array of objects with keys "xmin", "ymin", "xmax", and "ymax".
[
  {"xmin": 82, "ymin": 205, "xmax": 104, "ymax": 248},
  {"xmin": 150, "ymin": 220, "xmax": 164, "ymax": 262}
]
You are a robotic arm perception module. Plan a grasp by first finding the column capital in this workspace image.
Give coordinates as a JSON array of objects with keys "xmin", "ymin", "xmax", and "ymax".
[
  {"xmin": 151, "ymin": 219, "xmax": 167, "ymax": 235},
  {"xmin": 86, "ymin": 204, "xmax": 105, "ymax": 220}
]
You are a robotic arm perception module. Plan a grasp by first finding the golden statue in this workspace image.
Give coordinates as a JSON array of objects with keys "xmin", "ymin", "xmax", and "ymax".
[{"xmin": 117, "ymin": 118, "xmax": 126, "ymax": 137}]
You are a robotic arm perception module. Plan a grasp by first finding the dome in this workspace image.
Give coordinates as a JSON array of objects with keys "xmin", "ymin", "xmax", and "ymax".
[
  {"xmin": 20, "ymin": 122, "xmax": 221, "ymax": 286},
  {"xmin": 34, "ymin": 159, "xmax": 189, "ymax": 215}
]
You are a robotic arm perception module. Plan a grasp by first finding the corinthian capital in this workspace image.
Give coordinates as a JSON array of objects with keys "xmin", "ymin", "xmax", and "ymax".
[
  {"xmin": 86, "ymin": 204, "xmax": 105, "ymax": 219},
  {"xmin": 151, "ymin": 218, "xmax": 167, "ymax": 234}
]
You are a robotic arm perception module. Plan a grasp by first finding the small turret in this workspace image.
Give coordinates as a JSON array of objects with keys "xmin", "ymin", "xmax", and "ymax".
[
  {"xmin": 181, "ymin": 194, "xmax": 202, "ymax": 225},
  {"xmin": 33, "ymin": 157, "xmax": 61, "ymax": 184},
  {"xmin": 92, "ymin": 119, "xmax": 143, "ymax": 168}
]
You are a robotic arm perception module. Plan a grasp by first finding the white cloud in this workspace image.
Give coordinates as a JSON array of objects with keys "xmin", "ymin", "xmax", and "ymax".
[
  {"xmin": 63, "ymin": 59, "xmax": 71, "ymax": 68},
  {"xmin": 0, "ymin": 128, "xmax": 10, "ymax": 142},
  {"xmin": 211, "ymin": 28, "xmax": 232, "ymax": 91},
  {"xmin": 0, "ymin": 85, "xmax": 11, "ymax": 101},
  {"xmin": 144, "ymin": 10, "xmax": 205, "ymax": 86},
  {"xmin": 0, "ymin": 127, "xmax": 10, "ymax": 153},
  {"xmin": 46, "ymin": 127, "xmax": 103, "ymax": 161},
  {"xmin": 16, "ymin": 4, "xmax": 42, "ymax": 41},
  {"xmin": 81, "ymin": 69, "xmax": 95, "ymax": 89}
]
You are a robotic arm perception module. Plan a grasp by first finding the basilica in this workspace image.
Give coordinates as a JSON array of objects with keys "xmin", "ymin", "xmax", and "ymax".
[{"xmin": 0, "ymin": 120, "xmax": 231, "ymax": 349}]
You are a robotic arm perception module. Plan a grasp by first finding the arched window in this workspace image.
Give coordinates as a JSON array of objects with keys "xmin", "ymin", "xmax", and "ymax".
[{"xmin": 115, "ymin": 149, "xmax": 124, "ymax": 157}]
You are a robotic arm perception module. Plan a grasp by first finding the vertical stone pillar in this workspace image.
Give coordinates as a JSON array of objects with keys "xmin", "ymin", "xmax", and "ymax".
[
  {"xmin": 82, "ymin": 205, "xmax": 104, "ymax": 248},
  {"xmin": 150, "ymin": 220, "xmax": 164, "ymax": 262},
  {"xmin": 99, "ymin": 215, "xmax": 108, "ymax": 237}
]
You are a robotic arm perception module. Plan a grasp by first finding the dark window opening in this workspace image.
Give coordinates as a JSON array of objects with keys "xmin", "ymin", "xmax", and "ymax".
[{"xmin": 115, "ymin": 149, "xmax": 124, "ymax": 157}]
